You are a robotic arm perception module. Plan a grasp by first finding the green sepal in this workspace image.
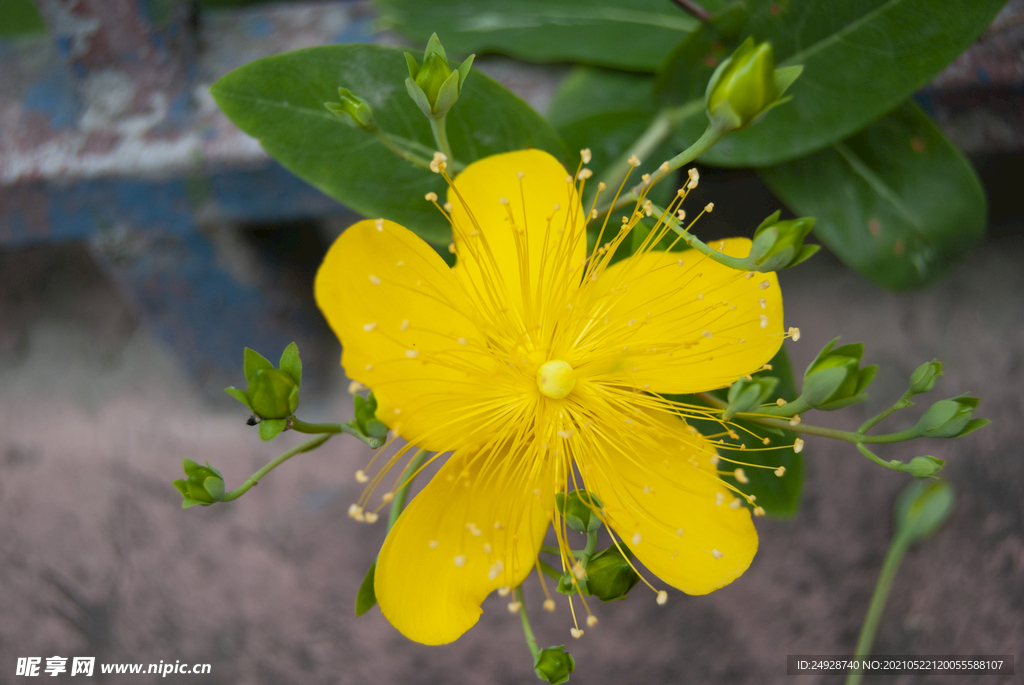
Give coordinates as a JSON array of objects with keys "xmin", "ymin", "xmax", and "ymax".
[
  {"xmin": 243, "ymin": 347, "xmax": 274, "ymax": 383},
  {"xmin": 259, "ymin": 418, "xmax": 288, "ymax": 442},
  {"xmin": 224, "ymin": 386, "xmax": 251, "ymax": 409},
  {"xmin": 172, "ymin": 479, "xmax": 189, "ymax": 497},
  {"xmin": 278, "ymin": 342, "xmax": 302, "ymax": 388},
  {"xmin": 955, "ymin": 418, "xmax": 991, "ymax": 437},
  {"xmin": 556, "ymin": 571, "xmax": 584, "ymax": 596},
  {"xmin": 175, "ymin": 459, "xmax": 225, "ymax": 507},
  {"xmin": 355, "ymin": 560, "xmax": 378, "ymax": 616},
  {"xmin": 801, "ymin": 338, "xmax": 875, "ymax": 410}
]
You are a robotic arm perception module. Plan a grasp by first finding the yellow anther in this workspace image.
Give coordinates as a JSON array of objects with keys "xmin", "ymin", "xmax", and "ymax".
[
  {"xmin": 347, "ymin": 381, "xmax": 365, "ymax": 394},
  {"xmin": 355, "ymin": 470, "xmax": 369, "ymax": 483},
  {"xmin": 536, "ymin": 359, "xmax": 576, "ymax": 399},
  {"xmin": 775, "ymin": 466, "xmax": 787, "ymax": 477},
  {"xmin": 507, "ymin": 601, "xmax": 522, "ymax": 613},
  {"xmin": 581, "ymin": 148, "xmax": 592, "ymax": 164},
  {"xmin": 424, "ymin": 192, "xmax": 438, "ymax": 202},
  {"xmin": 587, "ymin": 614, "xmax": 598, "ymax": 626},
  {"xmin": 794, "ymin": 438, "xmax": 805, "ymax": 453},
  {"xmin": 712, "ymin": 549, "xmax": 723, "ymax": 559},
  {"xmin": 570, "ymin": 628, "xmax": 584, "ymax": 639},
  {"xmin": 656, "ymin": 590, "xmax": 668, "ymax": 605},
  {"xmin": 734, "ymin": 468, "xmax": 749, "ymax": 484},
  {"xmin": 381, "ymin": 492, "xmax": 394, "ymax": 503},
  {"xmin": 544, "ymin": 599, "xmax": 556, "ymax": 612},
  {"xmin": 453, "ymin": 555, "xmax": 466, "ymax": 567},
  {"xmin": 789, "ymin": 326, "xmax": 801, "ymax": 341},
  {"xmin": 364, "ymin": 512, "xmax": 379, "ymax": 524},
  {"xmin": 498, "ymin": 586, "xmax": 511, "ymax": 597},
  {"xmin": 627, "ymin": 155, "xmax": 641, "ymax": 166}
]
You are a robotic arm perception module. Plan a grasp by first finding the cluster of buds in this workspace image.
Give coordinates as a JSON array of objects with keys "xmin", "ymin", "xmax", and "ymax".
[
  {"xmin": 224, "ymin": 343, "xmax": 303, "ymax": 441},
  {"xmin": 404, "ymin": 33, "xmax": 474, "ymax": 120},
  {"xmin": 704, "ymin": 37, "xmax": 803, "ymax": 132}
]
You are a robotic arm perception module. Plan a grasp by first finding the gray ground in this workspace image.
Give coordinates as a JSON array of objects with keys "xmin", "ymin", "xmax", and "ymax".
[{"xmin": 0, "ymin": 224, "xmax": 1021, "ymax": 684}]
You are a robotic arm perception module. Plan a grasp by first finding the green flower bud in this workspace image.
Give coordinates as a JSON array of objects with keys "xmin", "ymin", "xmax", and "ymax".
[
  {"xmin": 705, "ymin": 37, "xmax": 803, "ymax": 132},
  {"xmin": 583, "ymin": 544, "xmax": 640, "ymax": 602},
  {"xmin": 324, "ymin": 87, "xmax": 377, "ymax": 132},
  {"xmin": 905, "ymin": 455, "xmax": 944, "ymax": 479},
  {"xmin": 225, "ymin": 344, "xmax": 302, "ymax": 434},
  {"xmin": 747, "ymin": 211, "xmax": 820, "ymax": 271},
  {"xmin": 404, "ymin": 33, "xmax": 474, "ymax": 119},
  {"xmin": 909, "ymin": 360, "xmax": 943, "ymax": 395},
  {"xmin": 724, "ymin": 375, "xmax": 779, "ymax": 420},
  {"xmin": 173, "ymin": 458, "xmax": 225, "ymax": 508},
  {"xmin": 801, "ymin": 338, "xmax": 877, "ymax": 410},
  {"xmin": 895, "ymin": 479, "xmax": 954, "ymax": 545},
  {"xmin": 248, "ymin": 368, "xmax": 299, "ymax": 420},
  {"xmin": 916, "ymin": 395, "xmax": 987, "ymax": 438},
  {"xmin": 534, "ymin": 645, "xmax": 575, "ymax": 685},
  {"xmin": 555, "ymin": 490, "xmax": 604, "ymax": 533}
]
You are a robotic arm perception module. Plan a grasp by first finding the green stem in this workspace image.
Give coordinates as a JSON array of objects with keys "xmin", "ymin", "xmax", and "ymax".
[
  {"xmin": 694, "ymin": 392, "xmax": 921, "ymax": 444},
  {"xmin": 858, "ymin": 391, "xmax": 914, "ymax": 434},
  {"xmin": 537, "ymin": 559, "xmax": 564, "ymax": 582},
  {"xmin": 593, "ymin": 115, "xmax": 723, "ymax": 219},
  {"xmin": 581, "ymin": 530, "xmax": 598, "ymax": 565},
  {"xmin": 846, "ymin": 536, "xmax": 910, "ymax": 685},
  {"xmin": 387, "ymin": 449, "xmax": 430, "ymax": 531},
  {"xmin": 540, "ymin": 544, "xmax": 587, "ymax": 557},
  {"xmin": 516, "ymin": 586, "xmax": 541, "ymax": 661},
  {"xmin": 429, "ymin": 114, "xmax": 455, "ymax": 163},
  {"xmin": 373, "ymin": 131, "xmax": 433, "ymax": 170},
  {"xmin": 221, "ymin": 433, "xmax": 332, "ymax": 502},
  {"xmin": 290, "ymin": 418, "xmax": 385, "ymax": 449}
]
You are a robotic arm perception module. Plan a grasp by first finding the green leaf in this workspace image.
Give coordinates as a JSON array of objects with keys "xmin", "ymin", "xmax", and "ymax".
[
  {"xmin": 547, "ymin": 67, "xmax": 678, "ymax": 211},
  {"xmin": 675, "ymin": 345, "xmax": 804, "ymax": 517},
  {"xmin": 355, "ymin": 561, "xmax": 378, "ymax": 616},
  {"xmin": 759, "ymin": 101, "xmax": 986, "ymax": 290},
  {"xmin": 278, "ymin": 342, "xmax": 302, "ymax": 388},
  {"xmin": 259, "ymin": 418, "xmax": 288, "ymax": 442},
  {"xmin": 670, "ymin": 0, "xmax": 1007, "ymax": 166},
  {"xmin": 243, "ymin": 347, "xmax": 273, "ymax": 383},
  {"xmin": 375, "ymin": 0, "xmax": 710, "ymax": 72},
  {"xmin": 211, "ymin": 44, "xmax": 567, "ymax": 245}
]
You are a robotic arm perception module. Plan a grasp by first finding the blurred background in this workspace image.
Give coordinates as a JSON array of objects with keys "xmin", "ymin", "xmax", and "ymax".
[{"xmin": 1, "ymin": 0, "xmax": 1021, "ymax": 682}]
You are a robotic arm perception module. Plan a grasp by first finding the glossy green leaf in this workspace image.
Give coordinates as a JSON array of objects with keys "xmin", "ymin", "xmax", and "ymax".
[
  {"xmin": 675, "ymin": 345, "xmax": 804, "ymax": 517},
  {"xmin": 375, "ymin": 0, "xmax": 711, "ymax": 72},
  {"xmin": 759, "ymin": 101, "xmax": 986, "ymax": 290},
  {"xmin": 355, "ymin": 560, "xmax": 378, "ymax": 616},
  {"xmin": 211, "ymin": 44, "xmax": 567, "ymax": 245},
  {"xmin": 670, "ymin": 0, "xmax": 1006, "ymax": 166}
]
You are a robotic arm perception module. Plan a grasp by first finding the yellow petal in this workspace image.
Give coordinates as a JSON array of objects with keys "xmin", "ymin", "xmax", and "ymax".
[
  {"xmin": 580, "ymin": 408, "xmax": 757, "ymax": 595},
  {"xmin": 375, "ymin": 447, "xmax": 553, "ymax": 645},
  {"xmin": 447, "ymin": 149, "xmax": 587, "ymax": 323},
  {"xmin": 314, "ymin": 219, "xmax": 499, "ymax": 451},
  {"xmin": 574, "ymin": 238, "xmax": 783, "ymax": 394}
]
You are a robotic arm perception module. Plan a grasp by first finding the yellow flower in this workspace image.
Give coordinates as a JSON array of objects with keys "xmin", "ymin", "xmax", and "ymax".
[{"xmin": 315, "ymin": 149, "xmax": 786, "ymax": 645}]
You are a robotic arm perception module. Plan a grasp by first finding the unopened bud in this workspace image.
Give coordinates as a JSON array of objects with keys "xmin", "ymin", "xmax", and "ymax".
[
  {"xmin": 404, "ymin": 33, "xmax": 475, "ymax": 119},
  {"xmin": 583, "ymin": 544, "xmax": 640, "ymax": 602},
  {"xmin": 705, "ymin": 38, "xmax": 803, "ymax": 132},
  {"xmin": 801, "ymin": 338, "xmax": 877, "ymax": 410},
  {"xmin": 747, "ymin": 211, "xmax": 819, "ymax": 270},
  {"xmin": 724, "ymin": 375, "xmax": 779, "ymax": 420},
  {"xmin": 916, "ymin": 395, "xmax": 988, "ymax": 438},
  {"xmin": 534, "ymin": 645, "xmax": 575, "ymax": 685},
  {"xmin": 555, "ymin": 489, "xmax": 604, "ymax": 532},
  {"xmin": 324, "ymin": 87, "xmax": 376, "ymax": 132},
  {"xmin": 909, "ymin": 360, "xmax": 943, "ymax": 395},
  {"xmin": 904, "ymin": 455, "xmax": 944, "ymax": 479},
  {"xmin": 173, "ymin": 458, "xmax": 226, "ymax": 508}
]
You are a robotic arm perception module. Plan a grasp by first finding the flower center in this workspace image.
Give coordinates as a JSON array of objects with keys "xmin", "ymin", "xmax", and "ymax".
[{"xmin": 536, "ymin": 360, "xmax": 576, "ymax": 399}]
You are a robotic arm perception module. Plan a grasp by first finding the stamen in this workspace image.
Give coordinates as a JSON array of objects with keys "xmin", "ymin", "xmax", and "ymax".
[
  {"xmin": 794, "ymin": 438, "xmax": 805, "ymax": 453},
  {"xmin": 789, "ymin": 326, "xmax": 801, "ymax": 340},
  {"xmin": 570, "ymin": 628, "xmax": 584, "ymax": 639},
  {"xmin": 348, "ymin": 381, "xmax": 364, "ymax": 394},
  {"xmin": 656, "ymin": 590, "xmax": 668, "ymax": 605},
  {"xmin": 424, "ymin": 192, "xmax": 438, "ymax": 202},
  {"xmin": 581, "ymin": 148, "xmax": 592, "ymax": 164},
  {"xmin": 507, "ymin": 601, "xmax": 522, "ymax": 613},
  {"xmin": 544, "ymin": 598, "xmax": 556, "ymax": 612},
  {"xmin": 453, "ymin": 555, "xmax": 466, "ymax": 567},
  {"xmin": 374, "ymin": 218, "xmax": 384, "ymax": 231}
]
